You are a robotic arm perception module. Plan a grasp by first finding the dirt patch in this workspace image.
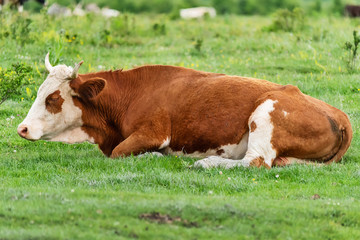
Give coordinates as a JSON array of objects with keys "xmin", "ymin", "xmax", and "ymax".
[{"xmin": 139, "ymin": 212, "xmax": 198, "ymax": 228}]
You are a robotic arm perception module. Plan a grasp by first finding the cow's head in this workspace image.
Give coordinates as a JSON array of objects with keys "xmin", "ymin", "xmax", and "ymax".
[{"xmin": 17, "ymin": 53, "xmax": 97, "ymax": 144}]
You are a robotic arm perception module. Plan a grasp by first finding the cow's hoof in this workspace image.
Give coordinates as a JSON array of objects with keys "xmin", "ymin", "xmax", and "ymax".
[
  {"xmin": 150, "ymin": 152, "xmax": 164, "ymax": 157},
  {"xmin": 194, "ymin": 159, "xmax": 211, "ymax": 168},
  {"xmin": 138, "ymin": 152, "xmax": 164, "ymax": 158},
  {"xmin": 193, "ymin": 156, "xmax": 222, "ymax": 168}
]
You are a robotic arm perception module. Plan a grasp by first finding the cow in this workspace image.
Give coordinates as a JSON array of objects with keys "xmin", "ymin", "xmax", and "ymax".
[
  {"xmin": 17, "ymin": 54, "xmax": 353, "ymax": 169},
  {"xmin": 0, "ymin": 0, "xmax": 45, "ymax": 12},
  {"xmin": 180, "ymin": 7, "xmax": 216, "ymax": 19},
  {"xmin": 345, "ymin": 5, "xmax": 360, "ymax": 17}
]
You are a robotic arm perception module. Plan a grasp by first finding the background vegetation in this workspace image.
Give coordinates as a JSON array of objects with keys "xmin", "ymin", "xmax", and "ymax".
[
  {"xmin": 21, "ymin": 0, "xmax": 359, "ymax": 15},
  {"xmin": 1, "ymin": 1, "xmax": 360, "ymax": 239}
]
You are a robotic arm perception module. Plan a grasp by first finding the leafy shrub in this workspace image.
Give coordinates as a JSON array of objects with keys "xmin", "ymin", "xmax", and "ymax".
[
  {"xmin": 0, "ymin": 63, "xmax": 33, "ymax": 105},
  {"xmin": 0, "ymin": 12, "xmax": 34, "ymax": 45},
  {"xmin": 265, "ymin": 7, "xmax": 306, "ymax": 32}
]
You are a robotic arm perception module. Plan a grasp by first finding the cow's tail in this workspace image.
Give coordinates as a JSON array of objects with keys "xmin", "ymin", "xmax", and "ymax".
[{"xmin": 325, "ymin": 115, "xmax": 353, "ymax": 164}]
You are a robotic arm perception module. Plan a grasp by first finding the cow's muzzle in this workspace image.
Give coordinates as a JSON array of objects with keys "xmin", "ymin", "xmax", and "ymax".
[{"xmin": 17, "ymin": 124, "xmax": 29, "ymax": 139}]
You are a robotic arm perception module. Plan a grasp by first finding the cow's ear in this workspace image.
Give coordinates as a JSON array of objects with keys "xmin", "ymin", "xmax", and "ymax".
[{"xmin": 78, "ymin": 78, "xmax": 106, "ymax": 99}]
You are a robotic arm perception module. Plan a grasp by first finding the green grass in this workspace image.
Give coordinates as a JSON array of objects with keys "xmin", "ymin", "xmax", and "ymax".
[{"xmin": 1, "ymin": 11, "xmax": 360, "ymax": 239}]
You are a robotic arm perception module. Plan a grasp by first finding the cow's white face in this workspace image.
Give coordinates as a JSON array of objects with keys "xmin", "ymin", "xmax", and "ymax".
[{"xmin": 17, "ymin": 54, "xmax": 92, "ymax": 144}]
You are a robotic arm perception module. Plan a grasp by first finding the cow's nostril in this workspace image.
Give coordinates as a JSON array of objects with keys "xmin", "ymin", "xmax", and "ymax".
[
  {"xmin": 21, "ymin": 127, "xmax": 28, "ymax": 134},
  {"xmin": 18, "ymin": 126, "xmax": 28, "ymax": 138}
]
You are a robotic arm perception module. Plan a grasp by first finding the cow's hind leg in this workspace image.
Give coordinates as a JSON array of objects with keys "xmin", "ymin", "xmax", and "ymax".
[{"xmin": 194, "ymin": 99, "xmax": 278, "ymax": 169}]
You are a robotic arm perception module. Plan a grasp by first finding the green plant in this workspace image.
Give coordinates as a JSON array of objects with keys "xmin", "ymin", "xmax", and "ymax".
[
  {"xmin": 10, "ymin": 16, "xmax": 33, "ymax": 46},
  {"xmin": 111, "ymin": 14, "xmax": 131, "ymax": 37},
  {"xmin": 0, "ymin": 63, "xmax": 32, "ymax": 105},
  {"xmin": 344, "ymin": 30, "xmax": 360, "ymax": 71},
  {"xmin": 194, "ymin": 38, "xmax": 203, "ymax": 52},
  {"xmin": 100, "ymin": 29, "xmax": 113, "ymax": 47},
  {"xmin": 152, "ymin": 23, "xmax": 166, "ymax": 36},
  {"xmin": 312, "ymin": 0, "xmax": 322, "ymax": 13},
  {"xmin": 265, "ymin": 7, "xmax": 306, "ymax": 32},
  {"xmin": 331, "ymin": 0, "xmax": 344, "ymax": 16},
  {"xmin": 52, "ymin": 34, "xmax": 65, "ymax": 66}
]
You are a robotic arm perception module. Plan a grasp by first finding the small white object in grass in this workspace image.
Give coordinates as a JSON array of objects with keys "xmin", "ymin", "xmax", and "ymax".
[
  {"xmin": 13, "ymin": 150, "xmax": 16, "ymax": 153},
  {"xmin": 227, "ymin": 177, "xmax": 231, "ymax": 181},
  {"xmin": 11, "ymin": 115, "xmax": 15, "ymax": 119},
  {"xmin": 71, "ymin": 189, "xmax": 75, "ymax": 193},
  {"xmin": 208, "ymin": 190, "xmax": 213, "ymax": 194},
  {"xmin": 275, "ymin": 174, "xmax": 279, "ymax": 178},
  {"xmin": 6, "ymin": 118, "xmax": 10, "ymax": 121},
  {"xmin": 219, "ymin": 171, "xmax": 223, "ymax": 175}
]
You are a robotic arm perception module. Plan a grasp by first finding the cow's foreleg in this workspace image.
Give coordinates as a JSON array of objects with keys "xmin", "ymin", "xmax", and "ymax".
[
  {"xmin": 111, "ymin": 110, "xmax": 171, "ymax": 158},
  {"xmin": 110, "ymin": 131, "xmax": 169, "ymax": 158}
]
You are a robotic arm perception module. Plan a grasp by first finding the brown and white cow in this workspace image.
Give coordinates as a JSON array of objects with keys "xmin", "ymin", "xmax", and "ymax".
[{"xmin": 17, "ymin": 54, "xmax": 353, "ymax": 168}]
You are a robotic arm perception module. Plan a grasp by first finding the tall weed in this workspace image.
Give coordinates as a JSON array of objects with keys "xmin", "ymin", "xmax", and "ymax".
[{"xmin": 344, "ymin": 30, "xmax": 360, "ymax": 72}]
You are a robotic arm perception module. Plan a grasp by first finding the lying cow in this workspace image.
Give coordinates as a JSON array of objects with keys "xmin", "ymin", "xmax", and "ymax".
[
  {"xmin": 180, "ymin": 7, "xmax": 216, "ymax": 19},
  {"xmin": 0, "ymin": 0, "xmax": 45, "ymax": 12},
  {"xmin": 17, "ymin": 54, "xmax": 352, "ymax": 168}
]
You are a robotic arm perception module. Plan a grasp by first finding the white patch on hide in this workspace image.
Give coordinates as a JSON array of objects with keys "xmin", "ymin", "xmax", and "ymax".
[
  {"xmin": 221, "ymin": 132, "xmax": 249, "ymax": 159},
  {"xmin": 241, "ymin": 99, "xmax": 278, "ymax": 167},
  {"xmin": 159, "ymin": 137, "xmax": 171, "ymax": 149},
  {"xmin": 283, "ymin": 110, "xmax": 289, "ymax": 117},
  {"xmin": 50, "ymin": 127, "xmax": 94, "ymax": 144}
]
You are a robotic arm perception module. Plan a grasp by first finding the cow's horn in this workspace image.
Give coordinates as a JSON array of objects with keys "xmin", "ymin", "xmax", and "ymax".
[
  {"xmin": 45, "ymin": 52, "xmax": 53, "ymax": 72},
  {"xmin": 70, "ymin": 60, "xmax": 84, "ymax": 79}
]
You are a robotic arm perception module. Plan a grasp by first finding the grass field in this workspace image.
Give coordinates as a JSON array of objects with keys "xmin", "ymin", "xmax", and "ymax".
[{"xmin": 1, "ymin": 10, "xmax": 360, "ymax": 239}]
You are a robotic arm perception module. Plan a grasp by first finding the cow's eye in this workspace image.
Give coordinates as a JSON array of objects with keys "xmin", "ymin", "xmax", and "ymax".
[
  {"xmin": 45, "ymin": 96, "xmax": 59, "ymax": 105},
  {"xmin": 45, "ymin": 90, "xmax": 64, "ymax": 114},
  {"xmin": 49, "ymin": 96, "xmax": 60, "ymax": 101}
]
